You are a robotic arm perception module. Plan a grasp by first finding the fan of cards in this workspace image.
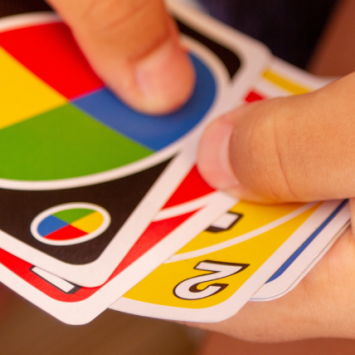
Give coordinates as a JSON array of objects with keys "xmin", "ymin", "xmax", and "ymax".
[{"xmin": 0, "ymin": 0, "xmax": 350, "ymax": 325}]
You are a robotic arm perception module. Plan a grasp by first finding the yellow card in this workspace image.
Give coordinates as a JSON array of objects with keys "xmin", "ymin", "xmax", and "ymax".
[
  {"xmin": 111, "ymin": 200, "xmax": 346, "ymax": 322},
  {"xmin": 111, "ymin": 59, "xmax": 349, "ymax": 322}
]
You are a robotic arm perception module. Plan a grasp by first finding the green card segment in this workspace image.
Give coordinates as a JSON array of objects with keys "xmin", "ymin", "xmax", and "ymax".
[
  {"xmin": 0, "ymin": 104, "xmax": 153, "ymax": 181},
  {"xmin": 0, "ymin": 46, "xmax": 66, "ymax": 130},
  {"xmin": 53, "ymin": 208, "xmax": 94, "ymax": 224}
]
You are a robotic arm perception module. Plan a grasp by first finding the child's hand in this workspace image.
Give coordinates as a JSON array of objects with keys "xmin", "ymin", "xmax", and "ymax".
[{"xmin": 46, "ymin": 0, "xmax": 195, "ymax": 114}]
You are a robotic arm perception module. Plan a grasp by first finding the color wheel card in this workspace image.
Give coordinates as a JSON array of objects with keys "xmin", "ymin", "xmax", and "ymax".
[
  {"xmin": 0, "ymin": 3, "xmax": 270, "ymax": 287},
  {"xmin": 0, "ymin": 167, "xmax": 236, "ymax": 325}
]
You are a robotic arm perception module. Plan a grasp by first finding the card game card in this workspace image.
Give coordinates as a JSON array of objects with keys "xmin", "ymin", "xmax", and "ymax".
[
  {"xmin": 0, "ymin": 2, "xmax": 349, "ymax": 326},
  {"xmin": 252, "ymin": 200, "xmax": 349, "ymax": 301},
  {"xmin": 0, "ymin": 167, "xmax": 236, "ymax": 325},
  {"xmin": 0, "ymin": 1, "xmax": 271, "ymax": 287},
  {"xmin": 111, "ymin": 200, "xmax": 347, "ymax": 322},
  {"xmin": 248, "ymin": 59, "xmax": 347, "ymax": 300},
  {"xmin": 110, "ymin": 60, "xmax": 349, "ymax": 322}
]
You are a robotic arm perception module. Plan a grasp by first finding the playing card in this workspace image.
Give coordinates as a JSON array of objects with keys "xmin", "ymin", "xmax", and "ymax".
[
  {"xmin": 0, "ymin": 167, "xmax": 236, "ymax": 325},
  {"xmin": 0, "ymin": 2, "xmax": 271, "ymax": 287},
  {"xmin": 244, "ymin": 57, "xmax": 334, "ymax": 103},
  {"xmin": 168, "ymin": 0, "xmax": 272, "ymax": 109},
  {"xmin": 111, "ymin": 200, "xmax": 347, "ymax": 322},
  {"xmin": 252, "ymin": 200, "xmax": 349, "ymax": 301},
  {"xmin": 110, "ymin": 60, "xmax": 349, "ymax": 322},
  {"xmin": 246, "ymin": 58, "xmax": 347, "ymax": 301}
]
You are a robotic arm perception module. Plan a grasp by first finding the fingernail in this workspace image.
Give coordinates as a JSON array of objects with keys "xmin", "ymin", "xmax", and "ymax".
[
  {"xmin": 135, "ymin": 39, "xmax": 195, "ymax": 114},
  {"xmin": 197, "ymin": 117, "xmax": 240, "ymax": 190}
]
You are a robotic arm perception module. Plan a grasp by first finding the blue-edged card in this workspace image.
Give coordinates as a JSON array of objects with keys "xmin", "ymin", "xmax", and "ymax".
[{"xmin": 251, "ymin": 201, "xmax": 350, "ymax": 301}]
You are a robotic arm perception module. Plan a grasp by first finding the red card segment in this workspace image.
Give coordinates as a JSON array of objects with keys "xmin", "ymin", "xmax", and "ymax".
[
  {"xmin": 0, "ymin": 210, "xmax": 197, "ymax": 302},
  {"xmin": 0, "ymin": 22, "xmax": 104, "ymax": 99},
  {"xmin": 45, "ymin": 225, "xmax": 87, "ymax": 241},
  {"xmin": 163, "ymin": 166, "xmax": 215, "ymax": 208},
  {"xmin": 244, "ymin": 90, "xmax": 265, "ymax": 103},
  {"xmin": 111, "ymin": 210, "xmax": 197, "ymax": 277}
]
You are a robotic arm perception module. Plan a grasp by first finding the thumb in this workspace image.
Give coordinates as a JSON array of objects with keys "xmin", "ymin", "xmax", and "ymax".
[
  {"xmin": 198, "ymin": 73, "xmax": 355, "ymax": 203},
  {"xmin": 46, "ymin": 0, "xmax": 194, "ymax": 114}
]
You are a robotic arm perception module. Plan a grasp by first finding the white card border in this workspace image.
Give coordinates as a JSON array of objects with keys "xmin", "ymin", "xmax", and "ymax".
[
  {"xmin": 251, "ymin": 204, "xmax": 350, "ymax": 300},
  {"xmin": 0, "ymin": 12, "xmax": 233, "ymax": 286},
  {"xmin": 110, "ymin": 201, "xmax": 346, "ymax": 322},
  {"xmin": 0, "ymin": 192, "xmax": 236, "ymax": 324},
  {"xmin": 0, "ymin": 6, "xmax": 271, "ymax": 286}
]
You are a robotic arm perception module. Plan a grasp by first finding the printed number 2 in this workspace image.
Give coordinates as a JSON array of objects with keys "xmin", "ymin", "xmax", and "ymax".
[{"xmin": 173, "ymin": 260, "xmax": 249, "ymax": 300}]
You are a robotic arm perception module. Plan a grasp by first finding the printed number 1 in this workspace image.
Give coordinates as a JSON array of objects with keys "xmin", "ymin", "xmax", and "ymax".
[{"xmin": 173, "ymin": 260, "xmax": 249, "ymax": 300}]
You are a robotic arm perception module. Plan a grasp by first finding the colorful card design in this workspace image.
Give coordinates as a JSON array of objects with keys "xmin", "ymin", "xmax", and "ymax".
[
  {"xmin": 110, "ymin": 60, "xmax": 349, "ymax": 322},
  {"xmin": 0, "ymin": 4, "xmax": 271, "ymax": 286},
  {"xmin": 111, "ymin": 200, "xmax": 346, "ymax": 322},
  {"xmin": 0, "ymin": 167, "xmax": 236, "ymax": 325}
]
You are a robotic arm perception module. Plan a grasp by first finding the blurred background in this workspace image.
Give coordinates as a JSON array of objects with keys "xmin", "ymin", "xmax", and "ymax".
[
  {"xmin": 2, "ymin": 282, "xmax": 355, "ymax": 355},
  {"xmin": 0, "ymin": 284, "xmax": 199, "ymax": 354}
]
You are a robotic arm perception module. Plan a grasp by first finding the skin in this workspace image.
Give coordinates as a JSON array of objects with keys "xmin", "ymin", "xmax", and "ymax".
[
  {"xmin": 46, "ymin": 0, "xmax": 195, "ymax": 114},
  {"xmin": 195, "ymin": 0, "xmax": 355, "ymax": 340},
  {"xmin": 47, "ymin": 0, "xmax": 355, "ymax": 341},
  {"xmin": 195, "ymin": 82, "xmax": 355, "ymax": 340},
  {"xmin": 188, "ymin": 226, "xmax": 355, "ymax": 342},
  {"xmin": 197, "ymin": 74, "xmax": 355, "ymax": 204}
]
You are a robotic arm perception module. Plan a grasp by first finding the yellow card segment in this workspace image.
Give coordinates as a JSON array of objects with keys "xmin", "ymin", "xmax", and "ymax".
[
  {"xmin": 71, "ymin": 212, "xmax": 104, "ymax": 234},
  {"xmin": 124, "ymin": 205, "xmax": 318, "ymax": 309},
  {"xmin": 177, "ymin": 201, "xmax": 306, "ymax": 254},
  {"xmin": 263, "ymin": 69, "xmax": 312, "ymax": 95},
  {"xmin": 0, "ymin": 47, "xmax": 66, "ymax": 130}
]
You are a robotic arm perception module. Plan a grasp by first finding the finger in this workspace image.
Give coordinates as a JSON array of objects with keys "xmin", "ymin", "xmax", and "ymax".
[
  {"xmin": 198, "ymin": 72, "xmax": 355, "ymax": 202},
  {"xmin": 46, "ymin": 0, "xmax": 195, "ymax": 114}
]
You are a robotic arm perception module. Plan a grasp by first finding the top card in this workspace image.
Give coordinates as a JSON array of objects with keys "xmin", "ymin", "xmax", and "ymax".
[{"xmin": 0, "ymin": 1, "xmax": 271, "ymax": 286}]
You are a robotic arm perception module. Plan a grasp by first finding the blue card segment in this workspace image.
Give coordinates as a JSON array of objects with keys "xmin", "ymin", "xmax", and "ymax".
[
  {"xmin": 72, "ymin": 54, "xmax": 216, "ymax": 151},
  {"xmin": 37, "ymin": 215, "xmax": 68, "ymax": 237},
  {"xmin": 267, "ymin": 200, "xmax": 348, "ymax": 283}
]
